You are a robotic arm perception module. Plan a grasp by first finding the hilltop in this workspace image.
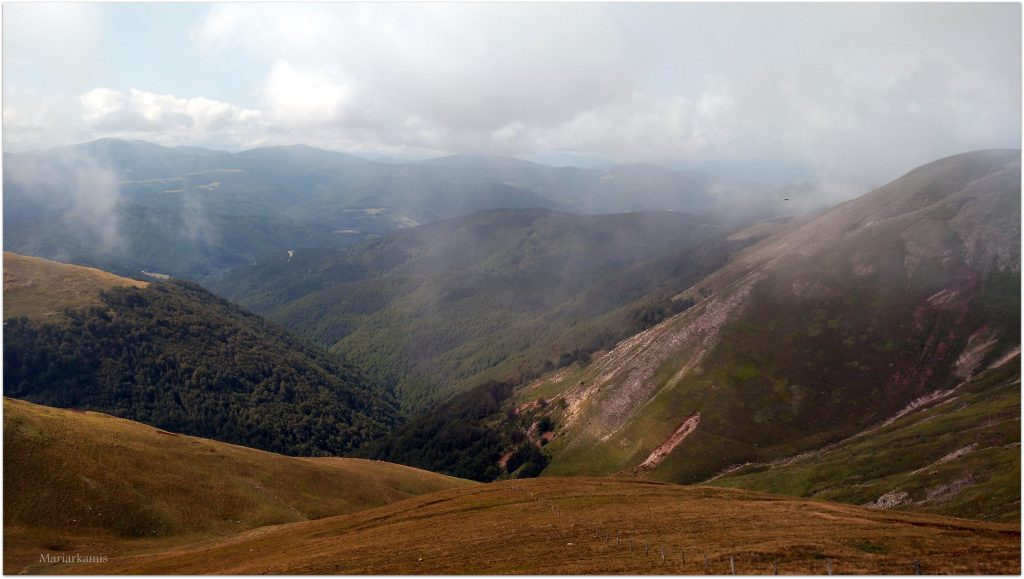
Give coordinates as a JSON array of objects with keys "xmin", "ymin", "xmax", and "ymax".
[
  {"xmin": 3, "ymin": 252, "xmax": 147, "ymax": 321},
  {"xmin": 3, "ymin": 398, "xmax": 470, "ymax": 574}
]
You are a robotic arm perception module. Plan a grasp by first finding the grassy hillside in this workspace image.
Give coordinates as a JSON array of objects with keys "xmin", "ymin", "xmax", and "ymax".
[
  {"xmin": 4, "ymin": 254, "xmax": 399, "ymax": 456},
  {"xmin": 3, "ymin": 252, "xmax": 148, "ymax": 321},
  {"xmin": 3, "ymin": 398, "xmax": 471, "ymax": 574},
  {"xmin": 208, "ymin": 208, "xmax": 750, "ymax": 407},
  {"xmin": 710, "ymin": 355, "xmax": 1020, "ymax": 523},
  {"xmin": 57, "ymin": 478, "xmax": 1019, "ymax": 574},
  {"xmin": 528, "ymin": 150, "xmax": 1020, "ymax": 493}
]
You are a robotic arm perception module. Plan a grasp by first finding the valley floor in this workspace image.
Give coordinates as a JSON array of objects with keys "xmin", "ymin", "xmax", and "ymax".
[{"xmin": 27, "ymin": 478, "xmax": 1021, "ymax": 575}]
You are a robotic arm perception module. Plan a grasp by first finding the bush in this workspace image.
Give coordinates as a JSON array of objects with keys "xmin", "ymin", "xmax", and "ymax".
[{"xmin": 537, "ymin": 416, "xmax": 554, "ymax": 433}]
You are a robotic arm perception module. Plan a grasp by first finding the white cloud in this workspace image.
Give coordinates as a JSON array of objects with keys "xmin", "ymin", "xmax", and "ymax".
[
  {"xmin": 189, "ymin": 2, "xmax": 1020, "ymax": 182},
  {"xmin": 79, "ymin": 88, "xmax": 264, "ymax": 145},
  {"xmin": 197, "ymin": 3, "xmax": 636, "ymax": 131},
  {"xmin": 3, "ymin": 3, "xmax": 104, "ymax": 86},
  {"xmin": 2, "ymin": 3, "xmax": 1019, "ymax": 184},
  {"xmin": 263, "ymin": 62, "xmax": 354, "ymax": 128}
]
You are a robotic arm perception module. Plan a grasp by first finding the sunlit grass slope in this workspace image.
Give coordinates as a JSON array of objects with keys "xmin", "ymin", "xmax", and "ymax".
[
  {"xmin": 3, "ymin": 252, "xmax": 147, "ymax": 321},
  {"xmin": 3, "ymin": 398, "xmax": 471, "ymax": 574}
]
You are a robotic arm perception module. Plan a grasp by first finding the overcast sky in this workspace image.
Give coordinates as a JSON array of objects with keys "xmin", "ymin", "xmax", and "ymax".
[{"xmin": 3, "ymin": 2, "xmax": 1020, "ymax": 183}]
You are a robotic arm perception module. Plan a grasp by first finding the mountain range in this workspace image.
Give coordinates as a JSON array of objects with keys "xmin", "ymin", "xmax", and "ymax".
[
  {"xmin": 3, "ymin": 139, "xmax": 793, "ymax": 281},
  {"xmin": 2, "ymin": 146, "xmax": 1019, "ymax": 573}
]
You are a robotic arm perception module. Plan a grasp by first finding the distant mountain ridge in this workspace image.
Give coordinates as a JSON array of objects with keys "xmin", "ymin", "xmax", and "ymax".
[{"xmin": 3, "ymin": 138, "xmax": 783, "ymax": 280}]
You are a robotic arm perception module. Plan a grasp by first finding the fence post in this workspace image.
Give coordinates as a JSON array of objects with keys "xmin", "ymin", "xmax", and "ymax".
[
  {"xmin": 826, "ymin": 559, "xmax": 832, "ymax": 576},
  {"xmin": 704, "ymin": 554, "xmax": 709, "ymax": 574},
  {"xmin": 661, "ymin": 546, "xmax": 666, "ymax": 562},
  {"xmin": 914, "ymin": 561, "xmax": 922, "ymax": 575},
  {"xmin": 730, "ymin": 556, "xmax": 736, "ymax": 575},
  {"xmin": 616, "ymin": 530, "xmax": 620, "ymax": 546}
]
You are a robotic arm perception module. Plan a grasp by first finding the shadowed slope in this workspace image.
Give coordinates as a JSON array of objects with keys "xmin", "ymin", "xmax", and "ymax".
[{"xmin": 710, "ymin": 355, "xmax": 1020, "ymax": 522}]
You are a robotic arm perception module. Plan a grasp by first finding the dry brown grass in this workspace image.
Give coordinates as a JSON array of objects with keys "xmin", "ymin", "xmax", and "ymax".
[
  {"xmin": 3, "ymin": 398, "xmax": 472, "ymax": 574},
  {"xmin": 52, "ymin": 477, "xmax": 1019, "ymax": 575},
  {"xmin": 3, "ymin": 252, "xmax": 148, "ymax": 321}
]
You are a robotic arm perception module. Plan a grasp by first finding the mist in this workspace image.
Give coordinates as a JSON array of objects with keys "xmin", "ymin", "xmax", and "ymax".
[{"xmin": 4, "ymin": 149, "xmax": 125, "ymax": 258}]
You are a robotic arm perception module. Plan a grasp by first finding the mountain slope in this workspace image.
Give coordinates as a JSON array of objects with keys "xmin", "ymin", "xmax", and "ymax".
[
  {"xmin": 527, "ymin": 150, "xmax": 1019, "ymax": 497},
  {"xmin": 3, "ymin": 254, "xmax": 399, "ymax": 456},
  {"xmin": 3, "ymin": 252, "xmax": 148, "ymax": 321},
  {"xmin": 68, "ymin": 478, "xmax": 1019, "ymax": 575},
  {"xmin": 710, "ymin": 354, "xmax": 1020, "ymax": 522},
  {"xmin": 208, "ymin": 208, "xmax": 751, "ymax": 407},
  {"xmin": 3, "ymin": 398, "xmax": 470, "ymax": 574}
]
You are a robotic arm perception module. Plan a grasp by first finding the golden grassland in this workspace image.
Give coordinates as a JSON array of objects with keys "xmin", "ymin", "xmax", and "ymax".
[
  {"xmin": 50, "ymin": 477, "xmax": 1020, "ymax": 575},
  {"xmin": 3, "ymin": 398, "xmax": 472, "ymax": 574},
  {"xmin": 3, "ymin": 252, "xmax": 148, "ymax": 321}
]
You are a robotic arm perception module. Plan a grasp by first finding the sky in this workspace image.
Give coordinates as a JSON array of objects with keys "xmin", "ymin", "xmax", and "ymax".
[{"xmin": 3, "ymin": 2, "xmax": 1021, "ymax": 184}]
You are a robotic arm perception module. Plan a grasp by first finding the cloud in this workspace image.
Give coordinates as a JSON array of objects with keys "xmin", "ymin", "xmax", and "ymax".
[
  {"xmin": 534, "ymin": 83, "xmax": 737, "ymax": 163},
  {"xmin": 5, "ymin": 147, "xmax": 124, "ymax": 253},
  {"xmin": 263, "ymin": 62, "xmax": 355, "ymax": 128},
  {"xmin": 189, "ymin": 2, "xmax": 1022, "ymax": 182},
  {"xmin": 3, "ymin": 3, "xmax": 104, "ymax": 86},
  {"xmin": 3, "ymin": 3, "xmax": 1019, "ymax": 184},
  {"xmin": 79, "ymin": 88, "xmax": 264, "ymax": 145},
  {"xmin": 195, "ymin": 4, "xmax": 637, "ymax": 140}
]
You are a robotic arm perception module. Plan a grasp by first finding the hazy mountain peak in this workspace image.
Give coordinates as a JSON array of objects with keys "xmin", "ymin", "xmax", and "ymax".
[
  {"xmin": 417, "ymin": 153, "xmax": 544, "ymax": 169},
  {"xmin": 237, "ymin": 143, "xmax": 368, "ymax": 163}
]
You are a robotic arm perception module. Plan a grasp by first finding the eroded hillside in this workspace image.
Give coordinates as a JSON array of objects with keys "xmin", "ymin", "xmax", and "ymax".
[{"xmin": 526, "ymin": 151, "xmax": 1020, "ymax": 507}]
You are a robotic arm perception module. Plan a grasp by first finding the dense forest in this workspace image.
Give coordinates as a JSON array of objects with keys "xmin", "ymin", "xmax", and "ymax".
[
  {"xmin": 355, "ymin": 380, "xmax": 549, "ymax": 482},
  {"xmin": 4, "ymin": 280, "xmax": 399, "ymax": 456}
]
